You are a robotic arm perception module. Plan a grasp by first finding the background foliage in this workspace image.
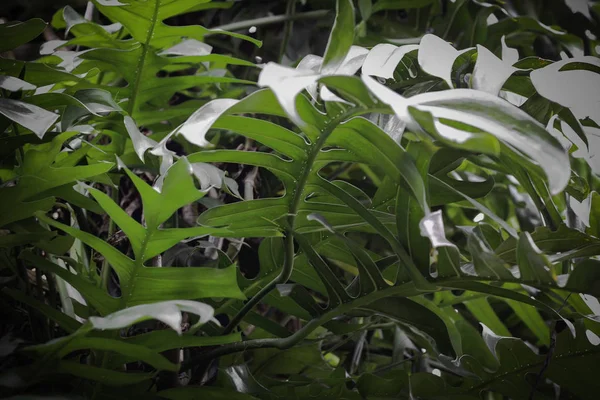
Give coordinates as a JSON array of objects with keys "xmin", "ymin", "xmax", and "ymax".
[{"xmin": 1, "ymin": 0, "xmax": 600, "ymax": 399}]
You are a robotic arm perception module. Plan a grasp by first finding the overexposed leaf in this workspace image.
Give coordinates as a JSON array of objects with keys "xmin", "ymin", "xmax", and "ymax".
[
  {"xmin": 258, "ymin": 62, "xmax": 320, "ymax": 126},
  {"xmin": 565, "ymin": 0, "xmax": 592, "ymax": 20},
  {"xmin": 0, "ymin": 76, "xmax": 36, "ymax": 92},
  {"xmin": 420, "ymin": 210, "xmax": 455, "ymax": 249},
  {"xmin": 334, "ymin": 45, "xmax": 369, "ymax": 75},
  {"xmin": 177, "ymin": 98, "xmax": 240, "ymax": 147},
  {"xmin": 88, "ymin": 300, "xmax": 214, "ymax": 335},
  {"xmin": 297, "ymin": 54, "xmax": 323, "ymax": 72},
  {"xmin": 418, "ymin": 34, "xmax": 470, "ymax": 88},
  {"xmin": 159, "ymin": 39, "xmax": 212, "ymax": 56},
  {"xmin": 0, "ymin": 98, "xmax": 58, "ymax": 138},
  {"xmin": 40, "ymin": 40, "xmax": 68, "ymax": 55},
  {"xmin": 570, "ymin": 193, "xmax": 592, "ymax": 227},
  {"xmin": 530, "ymin": 57, "xmax": 600, "ymax": 123},
  {"xmin": 584, "ymin": 126, "xmax": 600, "ymax": 174},
  {"xmin": 500, "ymin": 90, "xmax": 528, "ymax": 107},
  {"xmin": 102, "ymin": 22, "xmax": 123, "ymax": 33},
  {"xmin": 297, "ymin": 54, "xmax": 323, "ymax": 101},
  {"xmin": 472, "ymin": 45, "xmax": 517, "ymax": 95},
  {"xmin": 545, "ymin": 115, "xmax": 572, "ymax": 150},
  {"xmin": 96, "ymin": 0, "xmax": 126, "ymax": 5},
  {"xmin": 362, "ymin": 43, "xmax": 419, "ymax": 79},
  {"xmin": 411, "ymin": 91, "xmax": 570, "ymax": 194},
  {"xmin": 487, "ymin": 13, "xmax": 499, "ymax": 25},
  {"xmin": 501, "ymin": 36, "xmax": 519, "ymax": 65},
  {"xmin": 361, "ymin": 75, "xmax": 412, "ymax": 121},
  {"xmin": 191, "ymin": 162, "xmax": 227, "ymax": 191},
  {"xmin": 124, "ymin": 116, "xmax": 158, "ymax": 162}
]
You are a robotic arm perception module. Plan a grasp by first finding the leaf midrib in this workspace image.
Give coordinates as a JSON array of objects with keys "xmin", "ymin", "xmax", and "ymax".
[{"xmin": 127, "ymin": 0, "xmax": 160, "ymax": 115}]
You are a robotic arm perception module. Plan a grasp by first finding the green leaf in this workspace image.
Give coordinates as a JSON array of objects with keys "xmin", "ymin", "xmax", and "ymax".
[
  {"xmin": 93, "ymin": 0, "xmax": 260, "ymax": 49},
  {"xmin": 372, "ymin": 0, "xmax": 434, "ymax": 13},
  {"xmin": 2, "ymin": 287, "xmax": 81, "ymax": 333},
  {"xmin": 20, "ymin": 251, "xmax": 119, "ymax": 315},
  {"xmin": 125, "ymin": 331, "xmax": 241, "ymax": 352},
  {"xmin": 159, "ymin": 387, "xmax": 259, "ymax": 400},
  {"xmin": 516, "ymin": 232, "xmax": 556, "ymax": 285},
  {"xmin": 361, "ymin": 297, "xmax": 456, "ymax": 356},
  {"xmin": 495, "ymin": 224, "xmax": 600, "ymax": 264},
  {"xmin": 57, "ymin": 361, "xmax": 154, "ymax": 386},
  {"xmin": 55, "ymin": 337, "xmax": 178, "ymax": 371},
  {"xmin": 322, "ymin": 0, "xmax": 355, "ymax": 74},
  {"xmin": 464, "ymin": 297, "xmax": 511, "ymax": 337},
  {"xmin": 358, "ymin": 0, "xmax": 372, "ymax": 20},
  {"xmin": 0, "ymin": 19, "xmax": 46, "ymax": 52}
]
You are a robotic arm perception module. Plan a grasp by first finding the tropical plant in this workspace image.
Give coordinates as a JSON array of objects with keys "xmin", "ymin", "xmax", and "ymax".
[{"xmin": 1, "ymin": 0, "xmax": 600, "ymax": 399}]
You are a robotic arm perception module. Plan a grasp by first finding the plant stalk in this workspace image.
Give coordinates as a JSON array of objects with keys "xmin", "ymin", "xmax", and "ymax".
[{"xmin": 212, "ymin": 10, "xmax": 329, "ymax": 33}]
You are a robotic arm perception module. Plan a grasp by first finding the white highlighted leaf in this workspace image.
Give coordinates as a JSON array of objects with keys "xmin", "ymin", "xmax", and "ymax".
[
  {"xmin": 0, "ymin": 76, "xmax": 36, "ymax": 92},
  {"xmin": 258, "ymin": 63, "xmax": 320, "ymax": 126},
  {"xmin": 418, "ymin": 34, "xmax": 470, "ymax": 88},
  {"xmin": 124, "ymin": 116, "xmax": 158, "ymax": 162},
  {"xmin": 88, "ymin": 300, "xmax": 214, "ymax": 335},
  {"xmin": 530, "ymin": 57, "xmax": 600, "ymax": 124},
  {"xmin": 362, "ymin": 43, "xmax": 419, "ymax": 79},
  {"xmin": 159, "ymin": 39, "xmax": 212, "ymax": 57},
  {"xmin": 569, "ymin": 193, "xmax": 592, "ymax": 227},
  {"xmin": 177, "ymin": 98, "xmax": 240, "ymax": 147},
  {"xmin": 501, "ymin": 36, "xmax": 519, "ymax": 65},
  {"xmin": 565, "ymin": 0, "xmax": 593, "ymax": 20},
  {"xmin": 40, "ymin": 40, "xmax": 68, "ymax": 55},
  {"xmin": 420, "ymin": 210, "xmax": 456, "ymax": 249},
  {"xmin": 472, "ymin": 45, "xmax": 517, "ymax": 95}
]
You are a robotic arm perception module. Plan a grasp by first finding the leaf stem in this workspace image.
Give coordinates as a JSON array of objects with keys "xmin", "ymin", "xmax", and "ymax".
[
  {"xmin": 184, "ymin": 269, "xmax": 578, "ymax": 369},
  {"xmin": 278, "ymin": 0, "xmax": 296, "ymax": 63},
  {"xmin": 100, "ymin": 187, "xmax": 118, "ymax": 290},
  {"xmin": 223, "ymin": 110, "xmax": 362, "ymax": 334},
  {"xmin": 213, "ymin": 10, "xmax": 330, "ymax": 33}
]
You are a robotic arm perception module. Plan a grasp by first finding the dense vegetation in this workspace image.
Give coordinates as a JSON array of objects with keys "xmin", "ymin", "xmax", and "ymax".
[{"xmin": 1, "ymin": 0, "xmax": 600, "ymax": 398}]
